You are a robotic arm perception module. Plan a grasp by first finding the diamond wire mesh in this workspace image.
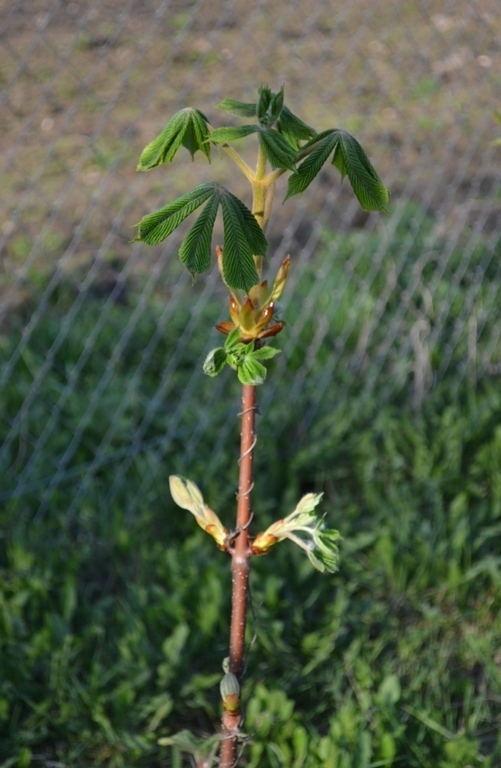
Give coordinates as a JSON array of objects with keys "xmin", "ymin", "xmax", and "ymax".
[{"xmin": 0, "ymin": 0, "xmax": 500, "ymax": 516}]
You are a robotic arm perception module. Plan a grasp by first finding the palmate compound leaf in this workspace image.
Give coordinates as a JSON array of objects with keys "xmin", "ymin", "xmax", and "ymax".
[
  {"xmin": 137, "ymin": 108, "xmax": 210, "ymax": 170},
  {"xmin": 134, "ymin": 183, "xmax": 215, "ymax": 245},
  {"xmin": 135, "ymin": 183, "xmax": 268, "ymax": 292},
  {"xmin": 285, "ymin": 129, "xmax": 389, "ymax": 212},
  {"xmin": 332, "ymin": 129, "xmax": 390, "ymax": 212}
]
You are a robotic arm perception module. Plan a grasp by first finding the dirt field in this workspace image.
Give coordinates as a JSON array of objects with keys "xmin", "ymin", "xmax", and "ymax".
[{"xmin": 0, "ymin": 0, "xmax": 500, "ymax": 311}]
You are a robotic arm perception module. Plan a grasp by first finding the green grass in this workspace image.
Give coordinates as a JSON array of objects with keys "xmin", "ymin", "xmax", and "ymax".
[{"xmin": 0, "ymin": 205, "xmax": 500, "ymax": 767}]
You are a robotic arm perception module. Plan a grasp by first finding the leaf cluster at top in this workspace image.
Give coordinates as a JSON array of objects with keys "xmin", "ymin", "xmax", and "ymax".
[{"xmin": 135, "ymin": 85, "xmax": 390, "ymax": 291}]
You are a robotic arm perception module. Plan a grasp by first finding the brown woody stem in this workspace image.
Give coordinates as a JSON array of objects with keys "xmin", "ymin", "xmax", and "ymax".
[{"xmin": 219, "ymin": 383, "xmax": 257, "ymax": 768}]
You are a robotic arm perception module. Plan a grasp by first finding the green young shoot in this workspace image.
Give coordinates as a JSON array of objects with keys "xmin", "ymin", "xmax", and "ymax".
[
  {"xmin": 168, "ymin": 475, "xmax": 228, "ymax": 549},
  {"xmin": 252, "ymin": 492, "xmax": 340, "ymax": 573},
  {"xmin": 203, "ymin": 329, "xmax": 280, "ymax": 386}
]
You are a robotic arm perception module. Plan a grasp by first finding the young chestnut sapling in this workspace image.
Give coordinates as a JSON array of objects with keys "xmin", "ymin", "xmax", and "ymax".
[{"xmin": 135, "ymin": 84, "xmax": 389, "ymax": 768}]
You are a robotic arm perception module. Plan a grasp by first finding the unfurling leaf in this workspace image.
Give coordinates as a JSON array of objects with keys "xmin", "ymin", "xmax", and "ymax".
[
  {"xmin": 203, "ymin": 347, "xmax": 227, "ymax": 377},
  {"xmin": 203, "ymin": 332, "xmax": 280, "ymax": 385},
  {"xmin": 257, "ymin": 85, "xmax": 273, "ymax": 123},
  {"xmin": 238, "ymin": 356, "xmax": 268, "ymax": 386},
  {"xmin": 252, "ymin": 345, "xmax": 281, "ymax": 361},
  {"xmin": 277, "ymin": 106, "xmax": 316, "ymax": 150},
  {"xmin": 252, "ymin": 492, "xmax": 340, "ymax": 573},
  {"xmin": 259, "ymin": 128, "xmax": 297, "ymax": 170},
  {"xmin": 169, "ymin": 475, "xmax": 228, "ymax": 549},
  {"xmin": 137, "ymin": 108, "xmax": 210, "ymax": 170}
]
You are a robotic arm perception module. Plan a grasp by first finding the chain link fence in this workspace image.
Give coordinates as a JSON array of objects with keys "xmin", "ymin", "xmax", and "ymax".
[{"xmin": 1, "ymin": 0, "xmax": 500, "ymax": 516}]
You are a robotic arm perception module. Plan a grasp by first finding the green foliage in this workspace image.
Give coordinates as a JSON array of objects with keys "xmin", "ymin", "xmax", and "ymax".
[
  {"xmin": 217, "ymin": 87, "xmax": 315, "ymax": 149},
  {"xmin": 1, "ymin": 205, "xmax": 500, "ymax": 765},
  {"xmin": 285, "ymin": 129, "xmax": 390, "ymax": 211},
  {"xmin": 217, "ymin": 98, "xmax": 257, "ymax": 118},
  {"xmin": 210, "ymin": 123, "xmax": 299, "ymax": 171},
  {"xmin": 136, "ymin": 107, "xmax": 211, "ymax": 169},
  {"xmin": 134, "ymin": 85, "xmax": 389, "ymax": 290},
  {"xmin": 135, "ymin": 183, "xmax": 267, "ymax": 291},
  {"xmin": 252, "ymin": 492, "xmax": 340, "ymax": 573},
  {"xmin": 203, "ymin": 330, "xmax": 280, "ymax": 385}
]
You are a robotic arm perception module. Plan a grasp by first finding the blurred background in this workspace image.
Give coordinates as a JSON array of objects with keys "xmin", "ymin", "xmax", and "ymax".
[{"xmin": 1, "ymin": 1, "xmax": 500, "ymax": 766}]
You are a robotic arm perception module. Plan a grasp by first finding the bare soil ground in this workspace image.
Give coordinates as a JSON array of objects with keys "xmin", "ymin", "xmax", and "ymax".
[{"xmin": 0, "ymin": 0, "xmax": 499, "ymax": 312}]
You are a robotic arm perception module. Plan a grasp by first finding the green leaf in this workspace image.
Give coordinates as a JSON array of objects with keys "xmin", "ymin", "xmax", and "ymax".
[
  {"xmin": 136, "ymin": 183, "xmax": 267, "ymax": 291},
  {"xmin": 284, "ymin": 130, "xmax": 339, "ymax": 200},
  {"xmin": 257, "ymin": 85, "xmax": 273, "ymax": 123},
  {"xmin": 238, "ymin": 356, "xmax": 268, "ymax": 385},
  {"xmin": 224, "ymin": 329, "xmax": 243, "ymax": 350},
  {"xmin": 202, "ymin": 347, "xmax": 227, "ymax": 377},
  {"xmin": 217, "ymin": 98, "xmax": 257, "ymax": 117},
  {"xmin": 137, "ymin": 108, "xmax": 210, "ymax": 170},
  {"xmin": 219, "ymin": 189, "xmax": 266, "ymax": 291},
  {"xmin": 256, "ymin": 85, "xmax": 285, "ymax": 126},
  {"xmin": 181, "ymin": 111, "xmax": 211, "ymax": 160},
  {"xmin": 252, "ymin": 345, "xmax": 281, "ymax": 361},
  {"xmin": 209, "ymin": 125, "xmax": 260, "ymax": 144},
  {"xmin": 277, "ymin": 106, "xmax": 316, "ymax": 150},
  {"xmin": 226, "ymin": 347, "xmax": 247, "ymax": 370},
  {"xmin": 134, "ymin": 183, "xmax": 214, "ymax": 245},
  {"xmin": 308, "ymin": 528, "xmax": 340, "ymax": 573},
  {"xmin": 178, "ymin": 192, "xmax": 220, "ymax": 275},
  {"xmin": 259, "ymin": 128, "xmax": 297, "ymax": 170},
  {"xmin": 332, "ymin": 129, "xmax": 390, "ymax": 212},
  {"xmin": 269, "ymin": 86, "xmax": 285, "ymax": 123}
]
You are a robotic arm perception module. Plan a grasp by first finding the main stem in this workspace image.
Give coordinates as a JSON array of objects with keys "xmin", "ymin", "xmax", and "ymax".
[
  {"xmin": 220, "ymin": 383, "xmax": 257, "ymax": 768},
  {"xmin": 220, "ymin": 144, "xmax": 268, "ymax": 767}
]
